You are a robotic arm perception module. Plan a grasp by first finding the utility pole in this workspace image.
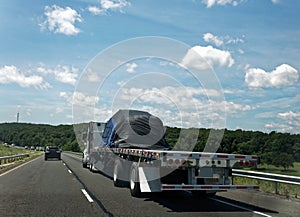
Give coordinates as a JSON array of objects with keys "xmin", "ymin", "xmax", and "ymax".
[{"xmin": 17, "ymin": 112, "xmax": 19, "ymax": 123}]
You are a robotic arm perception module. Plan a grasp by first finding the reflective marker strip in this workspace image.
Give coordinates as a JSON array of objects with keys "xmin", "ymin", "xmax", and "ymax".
[{"xmin": 81, "ymin": 189, "xmax": 94, "ymax": 203}]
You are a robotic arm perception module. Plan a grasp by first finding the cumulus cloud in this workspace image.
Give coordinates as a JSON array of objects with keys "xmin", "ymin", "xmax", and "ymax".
[
  {"xmin": 201, "ymin": 0, "xmax": 242, "ymax": 8},
  {"xmin": 100, "ymin": 0, "xmax": 129, "ymax": 11},
  {"xmin": 87, "ymin": 71, "xmax": 101, "ymax": 82},
  {"xmin": 182, "ymin": 45, "xmax": 234, "ymax": 70},
  {"xmin": 40, "ymin": 5, "xmax": 82, "ymax": 36},
  {"xmin": 265, "ymin": 119, "xmax": 299, "ymax": 133},
  {"xmin": 203, "ymin": 33, "xmax": 244, "ymax": 47},
  {"xmin": 118, "ymin": 86, "xmax": 252, "ymax": 113},
  {"xmin": 60, "ymin": 91, "xmax": 99, "ymax": 109},
  {"xmin": 277, "ymin": 111, "xmax": 300, "ymax": 128},
  {"xmin": 263, "ymin": 110, "xmax": 300, "ymax": 133},
  {"xmin": 87, "ymin": 6, "xmax": 104, "ymax": 15},
  {"xmin": 202, "ymin": 0, "xmax": 277, "ymax": 7},
  {"xmin": 203, "ymin": 33, "xmax": 224, "ymax": 47},
  {"xmin": 87, "ymin": 0, "xmax": 130, "ymax": 15},
  {"xmin": 0, "ymin": 65, "xmax": 50, "ymax": 89},
  {"xmin": 112, "ymin": 86, "xmax": 254, "ymax": 128},
  {"xmin": 245, "ymin": 64, "xmax": 298, "ymax": 88},
  {"xmin": 71, "ymin": 91, "xmax": 101, "ymax": 123},
  {"xmin": 72, "ymin": 91, "xmax": 99, "ymax": 106},
  {"xmin": 37, "ymin": 65, "xmax": 78, "ymax": 85},
  {"xmin": 126, "ymin": 62, "xmax": 138, "ymax": 73},
  {"xmin": 118, "ymin": 86, "xmax": 222, "ymax": 105}
]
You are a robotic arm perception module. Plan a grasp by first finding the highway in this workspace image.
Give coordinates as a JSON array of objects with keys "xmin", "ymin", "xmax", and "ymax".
[{"xmin": 0, "ymin": 153, "xmax": 299, "ymax": 217}]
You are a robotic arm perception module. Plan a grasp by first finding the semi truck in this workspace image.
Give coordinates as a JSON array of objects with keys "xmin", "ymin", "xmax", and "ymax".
[{"xmin": 82, "ymin": 109, "xmax": 259, "ymax": 197}]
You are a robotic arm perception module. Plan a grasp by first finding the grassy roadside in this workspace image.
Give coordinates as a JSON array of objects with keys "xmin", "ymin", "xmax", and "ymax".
[
  {"xmin": 233, "ymin": 176, "xmax": 300, "ymax": 198},
  {"xmin": 234, "ymin": 162, "xmax": 300, "ymax": 198},
  {"xmin": 0, "ymin": 143, "xmax": 43, "ymax": 169},
  {"xmin": 242, "ymin": 162, "xmax": 300, "ymax": 177}
]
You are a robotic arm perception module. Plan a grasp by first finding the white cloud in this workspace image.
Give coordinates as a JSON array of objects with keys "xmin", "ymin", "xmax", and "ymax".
[
  {"xmin": 203, "ymin": 33, "xmax": 224, "ymax": 47},
  {"xmin": 203, "ymin": 33, "xmax": 244, "ymax": 47},
  {"xmin": 126, "ymin": 62, "xmax": 138, "ymax": 73},
  {"xmin": 60, "ymin": 91, "xmax": 99, "ymax": 109},
  {"xmin": 201, "ymin": 0, "xmax": 242, "ymax": 8},
  {"xmin": 278, "ymin": 111, "xmax": 300, "ymax": 120},
  {"xmin": 118, "ymin": 86, "xmax": 222, "ymax": 105},
  {"xmin": 40, "ymin": 5, "xmax": 82, "ymax": 36},
  {"xmin": 87, "ymin": 6, "xmax": 104, "ymax": 15},
  {"xmin": 277, "ymin": 111, "xmax": 300, "ymax": 128},
  {"xmin": 264, "ymin": 122, "xmax": 294, "ymax": 133},
  {"xmin": 182, "ymin": 45, "xmax": 234, "ymax": 70},
  {"xmin": 59, "ymin": 91, "xmax": 68, "ymax": 98},
  {"xmin": 245, "ymin": 64, "xmax": 298, "ymax": 88},
  {"xmin": 87, "ymin": 71, "xmax": 101, "ymax": 83},
  {"xmin": 117, "ymin": 86, "xmax": 253, "ymax": 113},
  {"xmin": 37, "ymin": 65, "xmax": 78, "ymax": 85},
  {"xmin": 0, "ymin": 65, "xmax": 50, "ymax": 89},
  {"xmin": 263, "ymin": 111, "xmax": 300, "ymax": 133},
  {"xmin": 71, "ymin": 91, "xmax": 101, "ymax": 123},
  {"xmin": 73, "ymin": 91, "xmax": 99, "ymax": 106},
  {"xmin": 100, "ymin": 0, "xmax": 129, "ymax": 11}
]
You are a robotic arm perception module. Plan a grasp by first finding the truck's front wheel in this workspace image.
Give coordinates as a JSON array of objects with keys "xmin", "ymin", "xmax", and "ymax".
[{"xmin": 130, "ymin": 163, "xmax": 141, "ymax": 197}]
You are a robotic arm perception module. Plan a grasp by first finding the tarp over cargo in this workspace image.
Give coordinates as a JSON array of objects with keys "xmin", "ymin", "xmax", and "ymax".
[{"xmin": 103, "ymin": 110, "xmax": 170, "ymax": 150}]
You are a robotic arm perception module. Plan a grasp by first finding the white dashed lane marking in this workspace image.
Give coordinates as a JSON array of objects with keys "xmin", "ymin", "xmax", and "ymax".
[
  {"xmin": 81, "ymin": 189, "xmax": 94, "ymax": 203},
  {"xmin": 210, "ymin": 197, "xmax": 272, "ymax": 217}
]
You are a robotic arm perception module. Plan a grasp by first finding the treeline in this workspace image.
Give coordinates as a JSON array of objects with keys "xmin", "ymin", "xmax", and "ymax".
[
  {"xmin": 0, "ymin": 123, "xmax": 299, "ymax": 169},
  {"xmin": 0, "ymin": 123, "xmax": 80, "ymax": 152}
]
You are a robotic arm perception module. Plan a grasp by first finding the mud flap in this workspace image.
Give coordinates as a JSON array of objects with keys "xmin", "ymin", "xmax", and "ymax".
[{"xmin": 138, "ymin": 167, "xmax": 161, "ymax": 192}]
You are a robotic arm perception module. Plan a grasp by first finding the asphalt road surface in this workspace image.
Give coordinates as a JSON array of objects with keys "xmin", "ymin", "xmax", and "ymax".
[{"xmin": 0, "ymin": 153, "xmax": 299, "ymax": 217}]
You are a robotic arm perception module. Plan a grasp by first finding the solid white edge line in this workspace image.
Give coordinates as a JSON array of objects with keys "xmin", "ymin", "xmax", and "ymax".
[
  {"xmin": 81, "ymin": 189, "xmax": 94, "ymax": 203},
  {"xmin": 68, "ymin": 169, "xmax": 72, "ymax": 174},
  {"xmin": 210, "ymin": 197, "xmax": 272, "ymax": 217}
]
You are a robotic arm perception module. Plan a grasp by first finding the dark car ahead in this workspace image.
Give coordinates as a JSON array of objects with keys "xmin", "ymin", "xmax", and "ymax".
[{"xmin": 45, "ymin": 146, "xmax": 61, "ymax": 160}]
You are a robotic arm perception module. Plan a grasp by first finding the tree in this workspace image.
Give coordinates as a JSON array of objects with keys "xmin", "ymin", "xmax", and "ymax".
[{"xmin": 273, "ymin": 153, "xmax": 294, "ymax": 170}]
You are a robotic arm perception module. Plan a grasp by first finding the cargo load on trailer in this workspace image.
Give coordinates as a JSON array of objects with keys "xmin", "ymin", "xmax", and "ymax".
[{"xmin": 102, "ymin": 110, "xmax": 170, "ymax": 150}]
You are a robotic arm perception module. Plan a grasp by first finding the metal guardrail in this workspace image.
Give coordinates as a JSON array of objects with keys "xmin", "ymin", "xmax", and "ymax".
[
  {"xmin": 0, "ymin": 154, "xmax": 30, "ymax": 165},
  {"xmin": 232, "ymin": 169, "xmax": 300, "ymax": 194}
]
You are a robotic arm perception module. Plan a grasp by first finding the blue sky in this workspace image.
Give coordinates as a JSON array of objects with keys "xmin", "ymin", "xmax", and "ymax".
[{"xmin": 0, "ymin": 0, "xmax": 299, "ymax": 134}]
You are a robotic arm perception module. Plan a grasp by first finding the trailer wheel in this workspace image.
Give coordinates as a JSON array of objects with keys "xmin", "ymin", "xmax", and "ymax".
[
  {"xmin": 130, "ymin": 163, "xmax": 142, "ymax": 197},
  {"xmin": 89, "ymin": 163, "xmax": 95, "ymax": 173},
  {"xmin": 113, "ymin": 160, "xmax": 128, "ymax": 187},
  {"xmin": 82, "ymin": 162, "xmax": 87, "ymax": 168}
]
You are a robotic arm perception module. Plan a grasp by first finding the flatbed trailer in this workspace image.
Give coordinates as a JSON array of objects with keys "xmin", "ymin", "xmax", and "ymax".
[
  {"xmin": 82, "ymin": 110, "xmax": 260, "ymax": 197},
  {"xmin": 87, "ymin": 147, "xmax": 259, "ymax": 197}
]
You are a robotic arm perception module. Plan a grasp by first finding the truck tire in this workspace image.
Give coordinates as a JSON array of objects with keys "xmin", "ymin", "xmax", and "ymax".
[
  {"xmin": 82, "ymin": 161, "xmax": 87, "ymax": 168},
  {"xmin": 113, "ymin": 160, "xmax": 128, "ymax": 187},
  {"xmin": 89, "ymin": 163, "xmax": 95, "ymax": 173},
  {"xmin": 130, "ymin": 163, "xmax": 142, "ymax": 197}
]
